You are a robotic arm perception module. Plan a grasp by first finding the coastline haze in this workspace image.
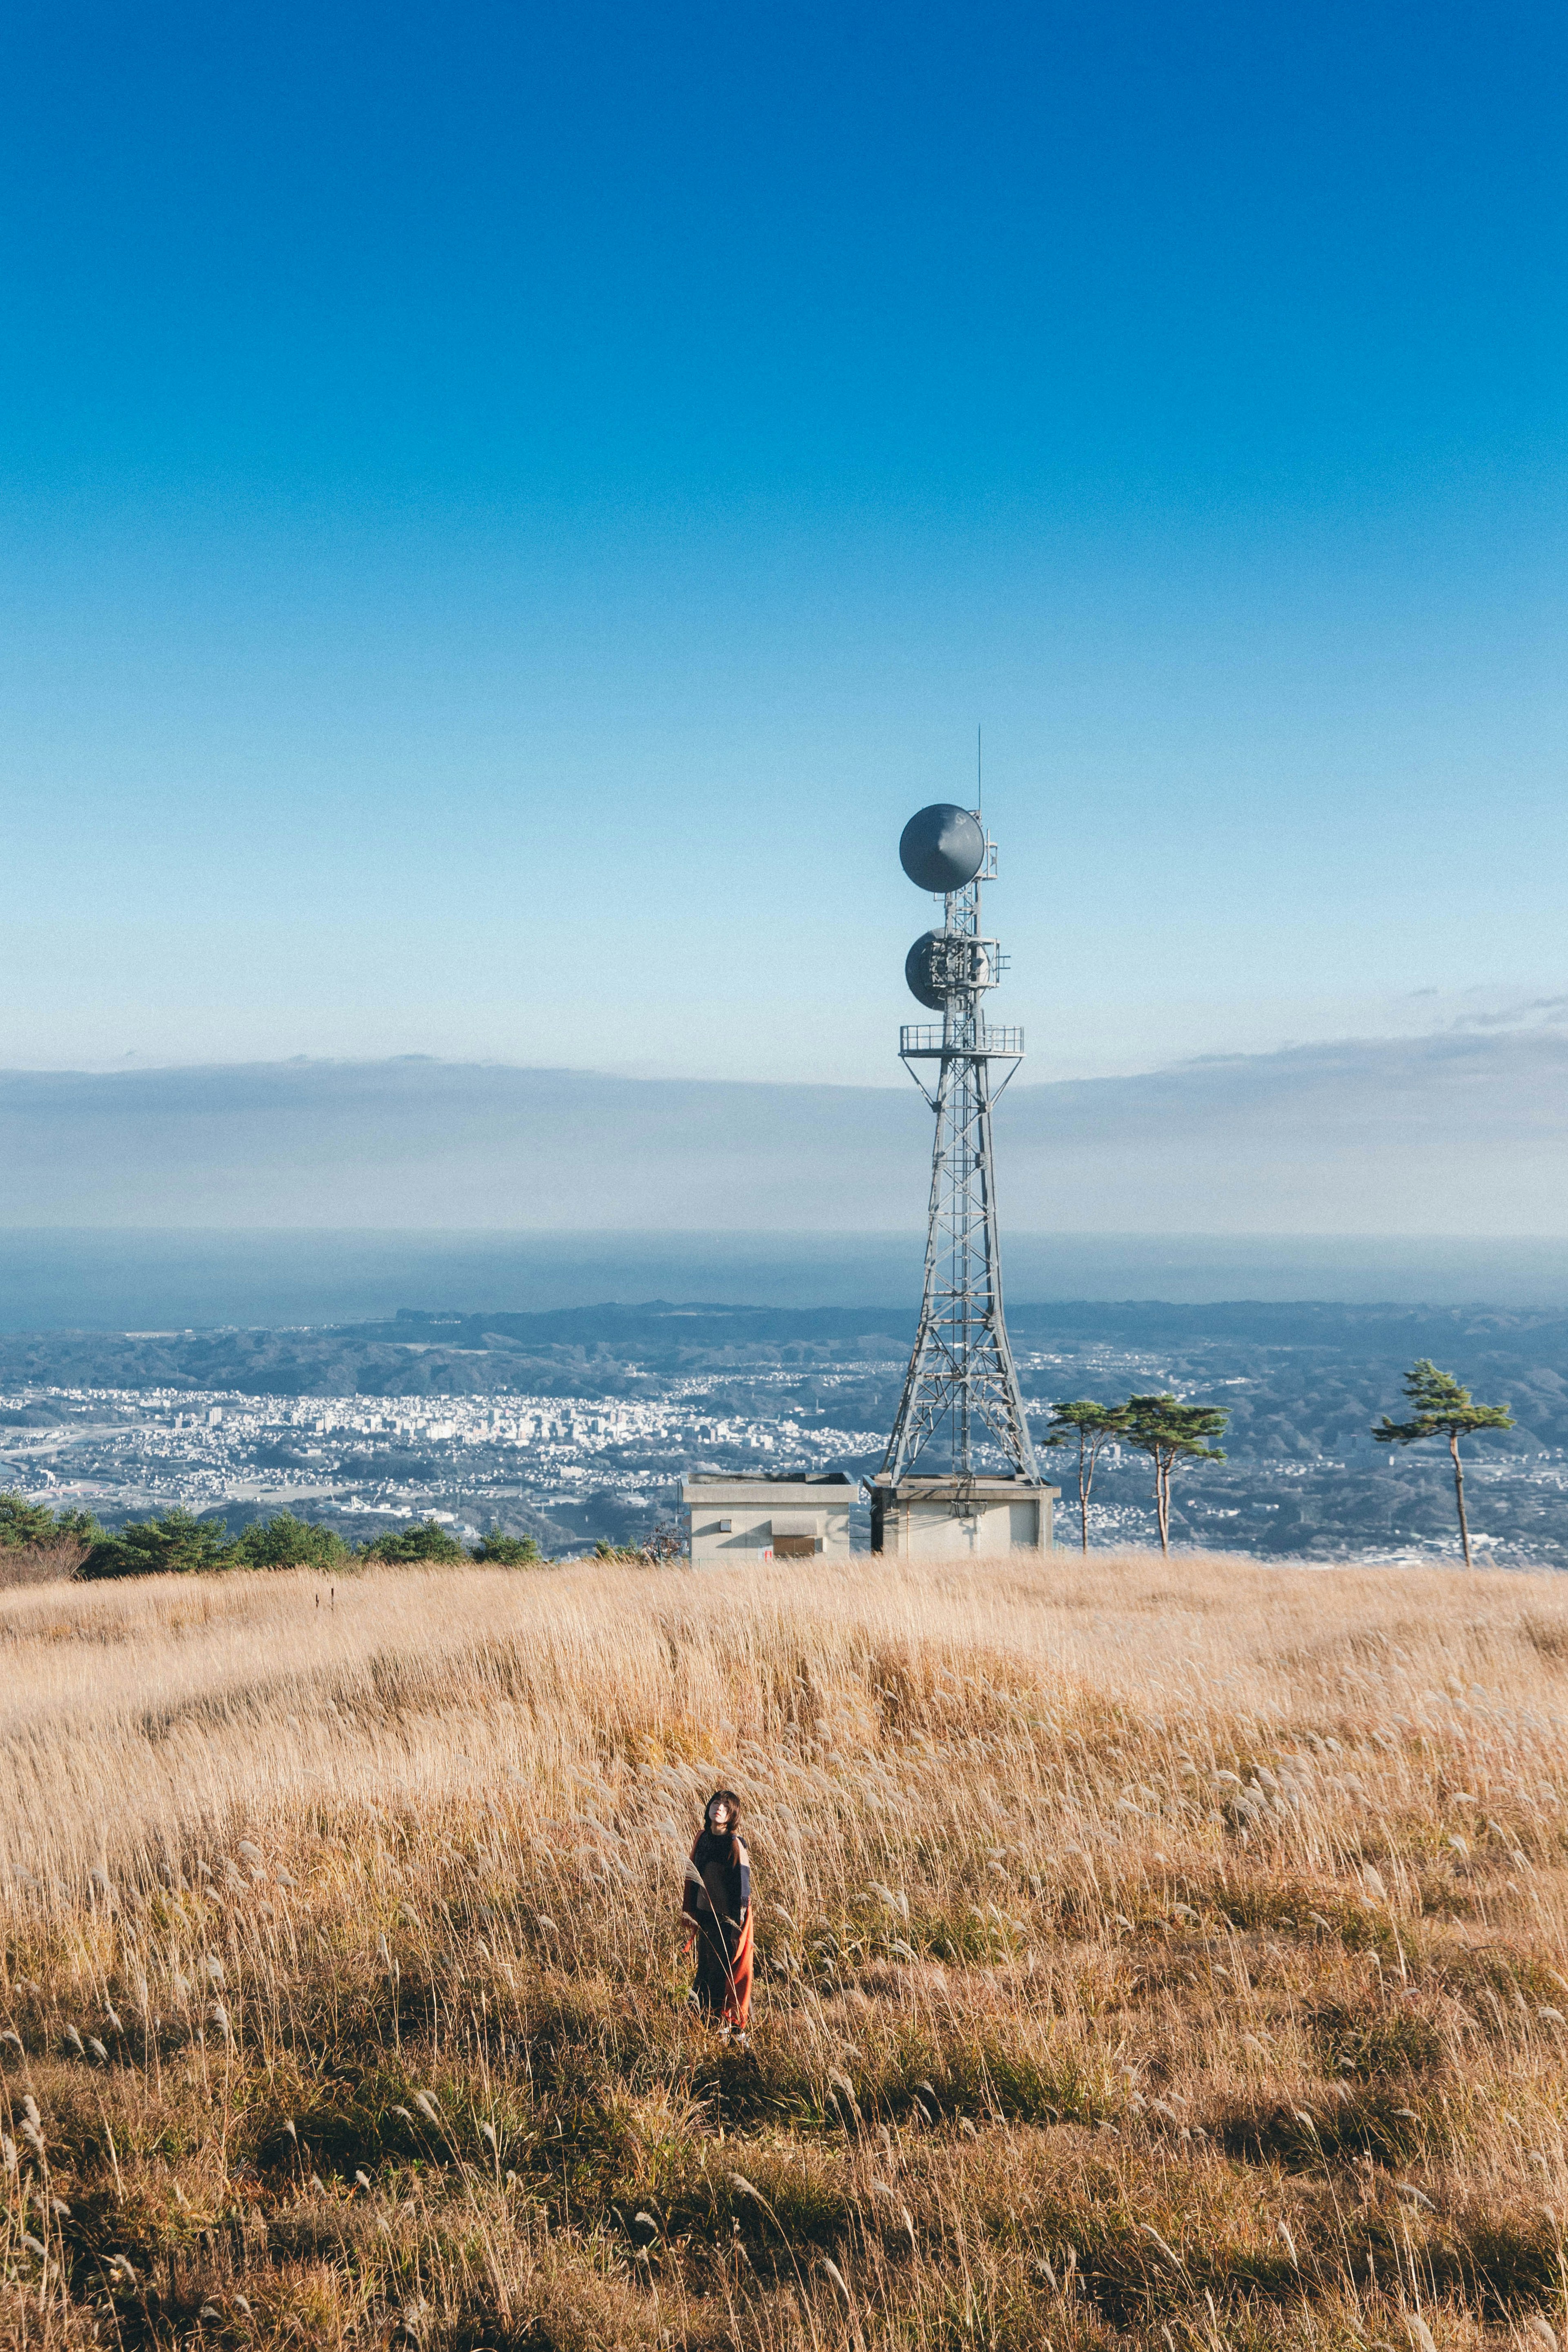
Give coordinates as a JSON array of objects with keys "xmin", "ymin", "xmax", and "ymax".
[{"xmin": 3, "ymin": 1230, "xmax": 1568, "ymax": 1337}]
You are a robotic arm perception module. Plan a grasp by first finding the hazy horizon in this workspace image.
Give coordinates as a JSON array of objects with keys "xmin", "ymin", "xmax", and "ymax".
[
  {"xmin": 4, "ymin": 1227, "xmax": 1568, "ymax": 1335},
  {"xmin": 1, "ymin": 1028, "xmax": 1563, "ymax": 1240}
]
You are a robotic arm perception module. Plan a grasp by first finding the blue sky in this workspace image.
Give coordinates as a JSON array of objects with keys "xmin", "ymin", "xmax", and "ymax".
[{"xmin": 3, "ymin": 0, "xmax": 1566, "ymax": 1084}]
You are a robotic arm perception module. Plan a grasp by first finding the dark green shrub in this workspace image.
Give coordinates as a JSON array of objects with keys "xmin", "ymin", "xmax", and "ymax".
[
  {"xmin": 77, "ymin": 1509, "xmax": 236, "ymax": 1581},
  {"xmin": 0, "ymin": 1492, "xmax": 101, "ymax": 1549},
  {"xmin": 51, "ymin": 1506, "xmax": 103, "ymax": 1541},
  {"xmin": 0, "ymin": 1491, "xmax": 56, "ymax": 1548},
  {"xmin": 232, "ymin": 1511, "xmax": 348, "ymax": 1570},
  {"xmin": 471, "ymin": 1525, "xmax": 541, "ymax": 1565},
  {"xmin": 361, "ymin": 1517, "xmax": 467, "ymax": 1564}
]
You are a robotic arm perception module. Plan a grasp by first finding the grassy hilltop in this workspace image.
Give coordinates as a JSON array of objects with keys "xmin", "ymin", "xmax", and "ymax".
[{"xmin": 2, "ymin": 1552, "xmax": 1568, "ymax": 2347}]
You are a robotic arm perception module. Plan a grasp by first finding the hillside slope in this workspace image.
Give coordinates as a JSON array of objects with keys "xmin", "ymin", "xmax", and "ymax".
[{"xmin": 1, "ymin": 1550, "xmax": 1566, "ymax": 2345}]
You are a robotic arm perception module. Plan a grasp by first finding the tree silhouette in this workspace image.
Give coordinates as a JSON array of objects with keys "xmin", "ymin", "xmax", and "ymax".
[
  {"xmin": 78, "ymin": 1508, "xmax": 234, "ymax": 1580},
  {"xmin": 0, "ymin": 1493, "xmax": 101, "ymax": 1549},
  {"xmin": 1120, "ymin": 1394, "xmax": 1229, "ymax": 1556},
  {"xmin": 362, "ymin": 1517, "xmax": 467, "ymax": 1564},
  {"xmin": 1044, "ymin": 1400, "xmax": 1128, "ymax": 1553},
  {"xmin": 232, "ymin": 1511, "xmax": 346, "ymax": 1569},
  {"xmin": 1372, "ymin": 1359, "xmax": 1514, "ymax": 1568},
  {"xmin": 472, "ymin": 1525, "xmax": 541, "ymax": 1564}
]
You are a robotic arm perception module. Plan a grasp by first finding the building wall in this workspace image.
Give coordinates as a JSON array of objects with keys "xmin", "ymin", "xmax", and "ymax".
[
  {"xmin": 684, "ymin": 1482, "xmax": 854, "ymax": 1567},
  {"xmin": 898, "ymin": 1498, "xmax": 1033, "ymax": 1558},
  {"xmin": 871, "ymin": 1485, "xmax": 1056, "ymax": 1558}
]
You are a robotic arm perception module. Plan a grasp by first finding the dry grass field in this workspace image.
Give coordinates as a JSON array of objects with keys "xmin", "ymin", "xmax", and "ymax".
[{"xmin": 3, "ymin": 1548, "xmax": 1568, "ymax": 2350}]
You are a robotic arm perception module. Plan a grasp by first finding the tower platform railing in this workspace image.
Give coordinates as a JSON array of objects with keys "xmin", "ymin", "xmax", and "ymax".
[{"xmin": 899, "ymin": 1024, "xmax": 1025, "ymax": 1059}]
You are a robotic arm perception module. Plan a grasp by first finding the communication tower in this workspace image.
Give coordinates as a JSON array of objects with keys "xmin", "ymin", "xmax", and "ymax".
[{"xmin": 870, "ymin": 802, "xmax": 1055, "ymax": 1556}]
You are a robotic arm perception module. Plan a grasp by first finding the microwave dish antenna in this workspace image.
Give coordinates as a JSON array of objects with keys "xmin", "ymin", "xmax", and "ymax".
[
  {"xmin": 904, "ymin": 930, "xmax": 947, "ymax": 1010},
  {"xmin": 898, "ymin": 803, "xmax": 987, "ymax": 894}
]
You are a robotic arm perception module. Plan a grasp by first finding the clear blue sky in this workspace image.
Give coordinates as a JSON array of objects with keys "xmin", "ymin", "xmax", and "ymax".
[{"xmin": 3, "ymin": 0, "xmax": 1565, "ymax": 1084}]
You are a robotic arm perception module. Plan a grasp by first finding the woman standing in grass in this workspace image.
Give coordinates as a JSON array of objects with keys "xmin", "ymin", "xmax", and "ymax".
[{"xmin": 682, "ymin": 1789, "xmax": 753, "ymax": 2043}]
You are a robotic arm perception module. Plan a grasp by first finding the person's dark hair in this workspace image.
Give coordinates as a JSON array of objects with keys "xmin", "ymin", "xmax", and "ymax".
[{"xmin": 704, "ymin": 1788, "xmax": 741, "ymax": 1837}]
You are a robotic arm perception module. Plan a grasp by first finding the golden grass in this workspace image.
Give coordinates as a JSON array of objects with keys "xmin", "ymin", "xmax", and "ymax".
[{"xmin": 3, "ymin": 1547, "xmax": 1568, "ymax": 2348}]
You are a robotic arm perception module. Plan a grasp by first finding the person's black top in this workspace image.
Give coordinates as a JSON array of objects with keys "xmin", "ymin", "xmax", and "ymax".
[{"xmin": 691, "ymin": 1828, "xmax": 750, "ymax": 1929}]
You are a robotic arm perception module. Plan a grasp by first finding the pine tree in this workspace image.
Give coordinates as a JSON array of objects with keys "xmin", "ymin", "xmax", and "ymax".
[
  {"xmin": 1120, "ymin": 1394, "xmax": 1229, "ymax": 1556},
  {"xmin": 78, "ymin": 1509, "xmax": 235, "ymax": 1580},
  {"xmin": 1372, "ymin": 1359, "xmax": 1514, "ymax": 1568},
  {"xmin": 1044, "ymin": 1400, "xmax": 1128, "ymax": 1553}
]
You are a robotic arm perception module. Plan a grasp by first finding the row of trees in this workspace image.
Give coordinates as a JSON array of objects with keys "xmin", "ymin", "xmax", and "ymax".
[
  {"xmin": 1, "ymin": 1494, "xmax": 688, "ymax": 1580},
  {"xmin": 0, "ymin": 1496, "xmax": 543, "ymax": 1578},
  {"xmin": 1045, "ymin": 1357, "xmax": 1516, "ymax": 1564},
  {"xmin": 1045, "ymin": 1394, "xmax": 1229, "ymax": 1555}
]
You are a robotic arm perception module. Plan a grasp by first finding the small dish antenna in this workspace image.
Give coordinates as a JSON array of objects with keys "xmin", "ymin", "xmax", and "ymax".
[{"xmin": 904, "ymin": 930, "xmax": 947, "ymax": 1010}]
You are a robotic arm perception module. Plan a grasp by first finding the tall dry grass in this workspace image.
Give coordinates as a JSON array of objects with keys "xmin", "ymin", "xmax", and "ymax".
[{"xmin": 2, "ymin": 1547, "xmax": 1568, "ymax": 2348}]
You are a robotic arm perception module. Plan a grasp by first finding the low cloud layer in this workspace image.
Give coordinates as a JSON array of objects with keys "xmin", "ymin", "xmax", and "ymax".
[{"xmin": 1, "ymin": 1029, "xmax": 1564, "ymax": 1233}]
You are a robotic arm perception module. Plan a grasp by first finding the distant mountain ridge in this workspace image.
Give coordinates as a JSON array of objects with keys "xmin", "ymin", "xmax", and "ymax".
[{"xmin": 3, "ymin": 1296, "xmax": 1567, "ymax": 1401}]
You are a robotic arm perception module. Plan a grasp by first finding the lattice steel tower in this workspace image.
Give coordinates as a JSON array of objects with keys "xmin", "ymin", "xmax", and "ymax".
[{"xmin": 880, "ymin": 802, "xmax": 1039, "ymax": 1491}]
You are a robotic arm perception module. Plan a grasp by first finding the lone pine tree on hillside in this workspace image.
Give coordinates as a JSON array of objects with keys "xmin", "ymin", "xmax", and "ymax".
[
  {"xmin": 1372, "ymin": 1358, "xmax": 1515, "ymax": 1569},
  {"xmin": 1045, "ymin": 1400, "xmax": 1129, "ymax": 1553},
  {"xmin": 1120, "ymin": 1393, "xmax": 1229, "ymax": 1556}
]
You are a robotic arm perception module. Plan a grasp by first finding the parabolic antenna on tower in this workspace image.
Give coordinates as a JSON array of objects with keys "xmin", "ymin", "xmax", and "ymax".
[
  {"xmin": 904, "ymin": 930, "xmax": 947, "ymax": 1010},
  {"xmin": 898, "ymin": 803, "xmax": 986, "ymax": 894}
]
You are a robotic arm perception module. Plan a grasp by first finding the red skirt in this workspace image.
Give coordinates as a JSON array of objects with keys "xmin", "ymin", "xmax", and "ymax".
[
  {"xmin": 723, "ymin": 1909, "xmax": 753, "ymax": 2029},
  {"xmin": 692, "ymin": 1906, "xmax": 753, "ymax": 2029}
]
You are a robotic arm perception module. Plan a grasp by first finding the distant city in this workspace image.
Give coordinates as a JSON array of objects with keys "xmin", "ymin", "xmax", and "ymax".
[
  {"xmin": 2, "ymin": 1295, "xmax": 1566, "ymax": 1563},
  {"xmin": 0, "ymin": 1368, "xmax": 888, "ymax": 1552}
]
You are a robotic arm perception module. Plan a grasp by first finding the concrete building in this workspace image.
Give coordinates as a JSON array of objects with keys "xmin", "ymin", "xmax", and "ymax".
[
  {"xmin": 868, "ymin": 1474, "xmax": 1056, "ymax": 1558},
  {"xmin": 681, "ymin": 1471, "xmax": 856, "ymax": 1566}
]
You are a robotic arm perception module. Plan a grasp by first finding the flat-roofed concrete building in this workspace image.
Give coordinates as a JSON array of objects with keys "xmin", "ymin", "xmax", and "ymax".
[
  {"xmin": 868, "ymin": 1474, "xmax": 1055, "ymax": 1558},
  {"xmin": 681, "ymin": 1472, "xmax": 855, "ymax": 1566}
]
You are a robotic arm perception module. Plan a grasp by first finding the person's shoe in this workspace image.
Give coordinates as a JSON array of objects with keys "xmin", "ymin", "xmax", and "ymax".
[
  {"xmin": 716, "ymin": 2022, "xmax": 732, "ymax": 2043},
  {"xmin": 733, "ymin": 2030, "xmax": 749, "ymax": 2052}
]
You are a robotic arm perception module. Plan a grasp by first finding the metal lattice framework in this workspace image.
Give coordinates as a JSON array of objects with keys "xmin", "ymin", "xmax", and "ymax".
[{"xmin": 882, "ymin": 837, "xmax": 1039, "ymax": 1487}]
